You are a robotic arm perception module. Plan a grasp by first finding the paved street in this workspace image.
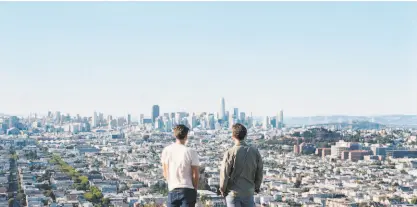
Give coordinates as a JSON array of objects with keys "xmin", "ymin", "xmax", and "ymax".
[{"xmin": 8, "ymin": 153, "xmax": 19, "ymax": 207}]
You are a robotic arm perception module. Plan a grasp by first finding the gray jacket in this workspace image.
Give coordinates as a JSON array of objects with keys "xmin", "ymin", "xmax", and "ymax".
[{"xmin": 220, "ymin": 141, "xmax": 263, "ymax": 196}]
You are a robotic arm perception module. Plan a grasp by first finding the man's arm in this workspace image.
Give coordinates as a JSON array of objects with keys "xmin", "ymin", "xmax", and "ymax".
[
  {"xmin": 191, "ymin": 150, "xmax": 200, "ymax": 190},
  {"xmin": 161, "ymin": 149, "xmax": 168, "ymax": 181},
  {"xmin": 254, "ymin": 149, "xmax": 263, "ymax": 193},
  {"xmin": 219, "ymin": 151, "xmax": 233, "ymax": 193},
  {"xmin": 191, "ymin": 165, "xmax": 199, "ymax": 190},
  {"xmin": 163, "ymin": 163, "xmax": 169, "ymax": 181}
]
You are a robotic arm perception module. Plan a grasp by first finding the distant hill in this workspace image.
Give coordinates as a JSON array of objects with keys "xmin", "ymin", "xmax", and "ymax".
[
  {"xmin": 284, "ymin": 115, "xmax": 417, "ymax": 127},
  {"xmin": 313, "ymin": 120, "xmax": 385, "ymax": 130}
]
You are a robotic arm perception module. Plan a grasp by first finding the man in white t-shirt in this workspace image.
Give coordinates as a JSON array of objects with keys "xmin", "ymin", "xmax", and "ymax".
[{"xmin": 161, "ymin": 124, "xmax": 200, "ymax": 207}]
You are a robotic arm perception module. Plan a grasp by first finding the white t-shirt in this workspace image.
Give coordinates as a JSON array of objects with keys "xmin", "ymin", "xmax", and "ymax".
[{"xmin": 161, "ymin": 143, "xmax": 199, "ymax": 191}]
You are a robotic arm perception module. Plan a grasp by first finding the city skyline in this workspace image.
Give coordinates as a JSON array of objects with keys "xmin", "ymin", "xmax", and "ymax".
[
  {"xmin": 2, "ymin": 97, "xmax": 267, "ymax": 119},
  {"xmin": 1, "ymin": 2, "xmax": 417, "ymax": 117},
  {"xmin": 1, "ymin": 96, "xmax": 417, "ymax": 120},
  {"xmin": 3, "ymin": 106, "xmax": 417, "ymax": 121}
]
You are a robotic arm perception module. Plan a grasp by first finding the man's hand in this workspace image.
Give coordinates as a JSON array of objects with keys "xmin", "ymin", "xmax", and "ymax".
[{"xmin": 219, "ymin": 188, "xmax": 225, "ymax": 197}]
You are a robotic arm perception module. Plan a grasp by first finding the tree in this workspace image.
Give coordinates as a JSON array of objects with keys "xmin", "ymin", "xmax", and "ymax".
[
  {"xmin": 84, "ymin": 192, "xmax": 94, "ymax": 201},
  {"xmin": 102, "ymin": 198, "xmax": 110, "ymax": 206},
  {"xmin": 200, "ymin": 195, "xmax": 208, "ymax": 204},
  {"xmin": 77, "ymin": 176, "xmax": 89, "ymax": 190},
  {"xmin": 411, "ymin": 197, "xmax": 417, "ymax": 204},
  {"xmin": 85, "ymin": 186, "xmax": 103, "ymax": 203},
  {"xmin": 118, "ymin": 183, "xmax": 128, "ymax": 193}
]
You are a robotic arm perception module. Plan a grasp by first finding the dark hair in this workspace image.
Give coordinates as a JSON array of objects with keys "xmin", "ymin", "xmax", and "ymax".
[
  {"xmin": 232, "ymin": 123, "xmax": 247, "ymax": 140},
  {"xmin": 173, "ymin": 124, "xmax": 189, "ymax": 140}
]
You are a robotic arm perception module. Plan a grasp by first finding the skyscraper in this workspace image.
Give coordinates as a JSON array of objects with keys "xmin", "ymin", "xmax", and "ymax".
[
  {"xmin": 117, "ymin": 117, "xmax": 126, "ymax": 127},
  {"xmin": 164, "ymin": 116, "xmax": 173, "ymax": 132},
  {"xmin": 188, "ymin": 114, "xmax": 197, "ymax": 129},
  {"xmin": 8, "ymin": 116, "xmax": 19, "ymax": 129},
  {"xmin": 127, "ymin": 114, "xmax": 131, "ymax": 125},
  {"xmin": 152, "ymin": 105, "xmax": 160, "ymax": 123},
  {"xmin": 99, "ymin": 113, "xmax": 104, "ymax": 125},
  {"xmin": 92, "ymin": 111, "xmax": 98, "ymax": 127},
  {"xmin": 247, "ymin": 114, "xmax": 253, "ymax": 128},
  {"xmin": 276, "ymin": 113, "xmax": 280, "ymax": 129},
  {"xmin": 175, "ymin": 112, "xmax": 182, "ymax": 125},
  {"xmin": 229, "ymin": 114, "xmax": 235, "ymax": 129},
  {"xmin": 107, "ymin": 115, "xmax": 113, "ymax": 126},
  {"xmin": 207, "ymin": 113, "xmax": 215, "ymax": 130},
  {"xmin": 278, "ymin": 110, "xmax": 284, "ymax": 129},
  {"xmin": 220, "ymin": 97, "xmax": 226, "ymax": 121},
  {"xmin": 271, "ymin": 118, "xmax": 277, "ymax": 129},
  {"xmin": 263, "ymin": 116, "xmax": 270, "ymax": 130},
  {"xmin": 155, "ymin": 117, "xmax": 163, "ymax": 130},
  {"xmin": 139, "ymin": 114, "xmax": 144, "ymax": 125},
  {"xmin": 239, "ymin": 112, "xmax": 246, "ymax": 124},
  {"xmin": 233, "ymin": 108, "xmax": 239, "ymax": 119},
  {"xmin": 60, "ymin": 114, "xmax": 65, "ymax": 124},
  {"xmin": 55, "ymin": 111, "xmax": 61, "ymax": 124}
]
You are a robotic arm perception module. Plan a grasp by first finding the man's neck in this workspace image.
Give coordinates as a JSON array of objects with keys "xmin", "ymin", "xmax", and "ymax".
[
  {"xmin": 233, "ymin": 138, "xmax": 245, "ymax": 146},
  {"xmin": 176, "ymin": 139, "xmax": 186, "ymax": 145}
]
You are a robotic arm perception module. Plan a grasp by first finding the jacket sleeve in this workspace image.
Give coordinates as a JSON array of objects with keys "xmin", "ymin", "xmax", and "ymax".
[
  {"xmin": 254, "ymin": 149, "xmax": 263, "ymax": 191},
  {"xmin": 220, "ymin": 150, "xmax": 233, "ymax": 192}
]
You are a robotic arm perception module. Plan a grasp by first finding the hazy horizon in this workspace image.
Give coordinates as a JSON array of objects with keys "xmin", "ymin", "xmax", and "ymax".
[
  {"xmin": 1, "ymin": 2, "xmax": 416, "ymax": 117},
  {"xmin": 2, "ymin": 111, "xmax": 417, "ymax": 120}
]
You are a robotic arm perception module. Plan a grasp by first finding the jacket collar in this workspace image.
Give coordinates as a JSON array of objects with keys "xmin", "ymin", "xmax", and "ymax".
[{"xmin": 235, "ymin": 140, "xmax": 247, "ymax": 146}]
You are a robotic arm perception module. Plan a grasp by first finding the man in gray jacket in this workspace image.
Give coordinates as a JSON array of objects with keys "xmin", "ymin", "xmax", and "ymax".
[{"xmin": 220, "ymin": 123, "xmax": 263, "ymax": 207}]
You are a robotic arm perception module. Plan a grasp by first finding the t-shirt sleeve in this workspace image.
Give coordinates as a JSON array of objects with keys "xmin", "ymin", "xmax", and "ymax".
[
  {"xmin": 161, "ymin": 148, "xmax": 167, "ymax": 164},
  {"xmin": 190, "ymin": 149, "xmax": 200, "ymax": 166}
]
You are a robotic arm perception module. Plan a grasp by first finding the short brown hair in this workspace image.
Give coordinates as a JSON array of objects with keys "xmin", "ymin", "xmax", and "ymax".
[
  {"xmin": 232, "ymin": 123, "xmax": 247, "ymax": 140},
  {"xmin": 173, "ymin": 124, "xmax": 189, "ymax": 140}
]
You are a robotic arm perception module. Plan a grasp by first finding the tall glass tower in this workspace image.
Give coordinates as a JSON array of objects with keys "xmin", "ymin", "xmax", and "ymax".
[
  {"xmin": 277, "ymin": 110, "xmax": 284, "ymax": 129},
  {"xmin": 220, "ymin": 97, "xmax": 226, "ymax": 121},
  {"xmin": 152, "ymin": 105, "xmax": 160, "ymax": 123}
]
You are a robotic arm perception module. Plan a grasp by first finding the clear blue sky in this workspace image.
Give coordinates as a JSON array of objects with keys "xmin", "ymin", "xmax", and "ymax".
[{"xmin": 1, "ymin": 2, "xmax": 416, "ymax": 117}]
